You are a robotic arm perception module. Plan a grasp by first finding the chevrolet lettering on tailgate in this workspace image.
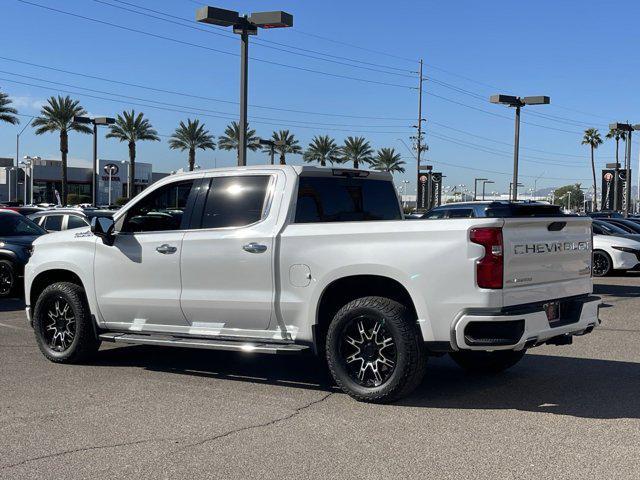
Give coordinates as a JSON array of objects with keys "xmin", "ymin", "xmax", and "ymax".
[{"xmin": 514, "ymin": 241, "xmax": 590, "ymax": 255}]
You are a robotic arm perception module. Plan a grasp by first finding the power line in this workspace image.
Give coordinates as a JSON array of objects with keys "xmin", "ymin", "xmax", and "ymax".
[
  {"xmin": 1, "ymin": 70, "xmax": 413, "ymax": 128},
  {"xmin": 2, "ymin": 57, "xmax": 613, "ymax": 161},
  {"xmin": 15, "ymin": 0, "xmax": 414, "ymax": 90},
  {"xmin": 0, "ymin": 56, "xmax": 414, "ymax": 121},
  {"xmin": 0, "ymin": 76, "xmax": 414, "ymax": 134},
  {"xmin": 103, "ymin": 0, "xmax": 415, "ymax": 76}
]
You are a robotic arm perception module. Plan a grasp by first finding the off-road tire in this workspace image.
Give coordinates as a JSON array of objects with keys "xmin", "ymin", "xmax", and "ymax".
[
  {"xmin": 449, "ymin": 349, "xmax": 526, "ymax": 374},
  {"xmin": 326, "ymin": 296, "xmax": 427, "ymax": 403},
  {"xmin": 33, "ymin": 282, "xmax": 100, "ymax": 363}
]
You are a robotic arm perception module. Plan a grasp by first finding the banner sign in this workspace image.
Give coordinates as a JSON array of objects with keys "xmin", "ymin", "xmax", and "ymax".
[
  {"xmin": 417, "ymin": 173, "xmax": 428, "ymax": 210},
  {"xmin": 416, "ymin": 172, "xmax": 442, "ymax": 210},
  {"xmin": 431, "ymin": 172, "xmax": 442, "ymax": 208},
  {"xmin": 601, "ymin": 169, "xmax": 629, "ymax": 211}
]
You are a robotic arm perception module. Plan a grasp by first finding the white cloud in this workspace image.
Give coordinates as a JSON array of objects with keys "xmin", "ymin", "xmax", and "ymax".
[{"xmin": 11, "ymin": 95, "xmax": 46, "ymax": 112}]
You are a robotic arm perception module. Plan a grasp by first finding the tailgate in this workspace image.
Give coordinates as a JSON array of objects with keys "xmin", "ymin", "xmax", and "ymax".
[{"xmin": 501, "ymin": 217, "xmax": 592, "ymax": 305}]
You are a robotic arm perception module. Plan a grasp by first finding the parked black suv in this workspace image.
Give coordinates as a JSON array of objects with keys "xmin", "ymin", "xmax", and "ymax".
[{"xmin": 0, "ymin": 210, "xmax": 47, "ymax": 297}]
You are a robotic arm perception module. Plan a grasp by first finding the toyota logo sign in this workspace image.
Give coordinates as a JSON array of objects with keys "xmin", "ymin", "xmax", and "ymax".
[{"xmin": 104, "ymin": 163, "xmax": 119, "ymax": 175}]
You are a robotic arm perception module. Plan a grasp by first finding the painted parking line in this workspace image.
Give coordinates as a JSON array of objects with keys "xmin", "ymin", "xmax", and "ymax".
[{"xmin": 0, "ymin": 322, "xmax": 31, "ymax": 332}]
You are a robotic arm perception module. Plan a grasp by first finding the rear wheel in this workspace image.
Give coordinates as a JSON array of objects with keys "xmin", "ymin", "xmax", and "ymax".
[
  {"xmin": 326, "ymin": 296, "xmax": 427, "ymax": 403},
  {"xmin": 0, "ymin": 260, "xmax": 16, "ymax": 298},
  {"xmin": 450, "ymin": 349, "xmax": 526, "ymax": 374},
  {"xmin": 33, "ymin": 282, "xmax": 100, "ymax": 363},
  {"xmin": 592, "ymin": 250, "xmax": 612, "ymax": 277}
]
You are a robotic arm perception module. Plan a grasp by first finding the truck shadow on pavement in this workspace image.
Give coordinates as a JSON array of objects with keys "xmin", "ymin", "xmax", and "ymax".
[
  {"xmin": 593, "ymin": 282, "xmax": 640, "ymax": 298},
  {"xmin": 92, "ymin": 345, "xmax": 640, "ymax": 419}
]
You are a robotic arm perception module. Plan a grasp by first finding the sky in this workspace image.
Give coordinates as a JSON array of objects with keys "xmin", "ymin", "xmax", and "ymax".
[{"xmin": 1, "ymin": 0, "xmax": 639, "ymax": 196}]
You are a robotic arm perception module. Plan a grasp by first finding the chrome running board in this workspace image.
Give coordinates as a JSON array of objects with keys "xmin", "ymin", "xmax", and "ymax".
[{"xmin": 99, "ymin": 332, "xmax": 309, "ymax": 354}]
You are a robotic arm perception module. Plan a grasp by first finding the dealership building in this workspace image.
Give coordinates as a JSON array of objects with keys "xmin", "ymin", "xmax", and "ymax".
[{"xmin": 0, "ymin": 157, "xmax": 168, "ymax": 205}]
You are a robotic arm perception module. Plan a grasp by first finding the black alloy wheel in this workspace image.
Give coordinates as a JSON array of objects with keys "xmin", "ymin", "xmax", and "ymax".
[
  {"xmin": 42, "ymin": 296, "xmax": 76, "ymax": 352},
  {"xmin": 339, "ymin": 315, "xmax": 397, "ymax": 387},
  {"xmin": 592, "ymin": 251, "xmax": 611, "ymax": 277},
  {"xmin": 0, "ymin": 260, "xmax": 14, "ymax": 297}
]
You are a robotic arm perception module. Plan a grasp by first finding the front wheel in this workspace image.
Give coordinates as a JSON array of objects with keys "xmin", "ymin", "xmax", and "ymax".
[
  {"xmin": 326, "ymin": 296, "xmax": 427, "ymax": 403},
  {"xmin": 33, "ymin": 282, "xmax": 100, "ymax": 363},
  {"xmin": 592, "ymin": 250, "xmax": 612, "ymax": 277},
  {"xmin": 449, "ymin": 349, "xmax": 526, "ymax": 374}
]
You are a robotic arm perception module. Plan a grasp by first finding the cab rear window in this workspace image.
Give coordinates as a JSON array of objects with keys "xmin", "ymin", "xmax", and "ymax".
[{"xmin": 295, "ymin": 176, "xmax": 401, "ymax": 223}]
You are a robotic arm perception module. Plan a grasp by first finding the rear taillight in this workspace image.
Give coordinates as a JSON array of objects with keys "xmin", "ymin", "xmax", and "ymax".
[{"xmin": 470, "ymin": 227, "xmax": 503, "ymax": 289}]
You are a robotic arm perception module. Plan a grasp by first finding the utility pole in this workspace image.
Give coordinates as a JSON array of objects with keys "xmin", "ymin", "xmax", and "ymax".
[{"xmin": 415, "ymin": 59, "xmax": 424, "ymax": 188}]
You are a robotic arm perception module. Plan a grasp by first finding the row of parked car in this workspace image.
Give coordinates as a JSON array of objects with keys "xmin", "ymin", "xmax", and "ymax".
[
  {"xmin": 1, "ymin": 199, "xmax": 638, "ymax": 299},
  {"xmin": 0, "ymin": 205, "xmax": 114, "ymax": 297},
  {"xmin": 418, "ymin": 202, "xmax": 640, "ymax": 277}
]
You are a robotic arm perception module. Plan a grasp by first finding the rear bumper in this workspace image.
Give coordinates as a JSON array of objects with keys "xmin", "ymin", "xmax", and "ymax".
[{"xmin": 452, "ymin": 295, "xmax": 601, "ymax": 351}]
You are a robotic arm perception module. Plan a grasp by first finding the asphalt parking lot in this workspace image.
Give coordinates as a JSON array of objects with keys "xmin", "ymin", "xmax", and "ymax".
[{"xmin": 1, "ymin": 276, "xmax": 640, "ymax": 480}]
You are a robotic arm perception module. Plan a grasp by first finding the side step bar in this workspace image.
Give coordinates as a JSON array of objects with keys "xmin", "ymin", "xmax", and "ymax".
[{"xmin": 99, "ymin": 333, "xmax": 309, "ymax": 355}]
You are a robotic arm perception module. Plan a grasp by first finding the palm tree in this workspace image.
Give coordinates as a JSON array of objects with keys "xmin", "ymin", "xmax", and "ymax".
[
  {"xmin": 168, "ymin": 119, "xmax": 215, "ymax": 171},
  {"xmin": 341, "ymin": 136, "xmax": 373, "ymax": 169},
  {"xmin": 372, "ymin": 148, "xmax": 405, "ymax": 173},
  {"xmin": 106, "ymin": 110, "xmax": 160, "ymax": 199},
  {"xmin": 606, "ymin": 126, "xmax": 627, "ymax": 170},
  {"xmin": 0, "ymin": 90, "xmax": 19, "ymax": 126},
  {"xmin": 217, "ymin": 121, "xmax": 260, "ymax": 163},
  {"xmin": 269, "ymin": 130, "xmax": 302, "ymax": 165},
  {"xmin": 582, "ymin": 128, "xmax": 603, "ymax": 211},
  {"xmin": 32, "ymin": 96, "xmax": 92, "ymax": 204},
  {"xmin": 302, "ymin": 135, "xmax": 340, "ymax": 167}
]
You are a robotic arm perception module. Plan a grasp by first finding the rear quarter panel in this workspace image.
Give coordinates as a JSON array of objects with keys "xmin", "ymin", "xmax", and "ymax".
[{"xmin": 277, "ymin": 218, "xmax": 504, "ymax": 343}]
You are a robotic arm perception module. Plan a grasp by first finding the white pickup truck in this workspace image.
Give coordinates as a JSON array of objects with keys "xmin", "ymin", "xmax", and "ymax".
[{"xmin": 24, "ymin": 166, "xmax": 600, "ymax": 403}]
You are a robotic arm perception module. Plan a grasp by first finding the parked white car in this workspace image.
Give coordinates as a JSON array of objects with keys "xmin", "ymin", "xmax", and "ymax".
[
  {"xmin": 592, "ymin": 221, "xmax": 640, "ymax": 276},
  {"xmin": 24, "ymin": 166, "xmax": 600, "ymax": 402}
]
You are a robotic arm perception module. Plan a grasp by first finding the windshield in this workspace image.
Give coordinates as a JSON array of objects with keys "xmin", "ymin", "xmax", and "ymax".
[
  {"xmin": 594, "ymin": 221, "xmax": 629, "ymax": 235},
  {"xmin": 0, "ymin": 214, "xmax": 47, "ymax": 236}
]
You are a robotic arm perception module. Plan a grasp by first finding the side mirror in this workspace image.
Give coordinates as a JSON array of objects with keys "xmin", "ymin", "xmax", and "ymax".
[{"xmin": 91, "ymin": 217, "xmax": 115, "ymax": 245}]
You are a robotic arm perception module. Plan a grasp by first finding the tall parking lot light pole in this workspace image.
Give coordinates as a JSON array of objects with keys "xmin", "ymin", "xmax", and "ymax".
[
  {"xmin": 197, "ymin": 6, "xmax": 293, "ymax": 167},
  {"xmin": 74, "ymin": 116, "xmax": 115, "ymax": 206},
  {"xmin": 15, "ymin": 117, "xmax": 34, "ymax": 202},
  {"xmin": 490, "ymin": 95, "xmax": 550, "ymax": 201},
  {"xmin": 473, "ymin": 178, "xmax": 487, "ymax": 201},
  {"xmin": 481, "ymin": 180, "xmax": 494, "ymax": 200}
]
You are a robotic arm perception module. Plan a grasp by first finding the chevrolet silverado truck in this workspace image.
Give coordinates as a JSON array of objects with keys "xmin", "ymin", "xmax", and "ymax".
[{"xmin": 24, "ymin": 166, "xmax": 600, "ymax": 403}]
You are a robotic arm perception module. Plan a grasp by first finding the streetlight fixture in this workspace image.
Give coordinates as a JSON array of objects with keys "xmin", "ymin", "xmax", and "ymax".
[
  {"xmin": 258, "ymin": 138, "xmax": 285, "ymax": 165},
  {"xmin": 197, "ymin": 6, "xmax": 293, "ymax": 167},
  {"xmin": 508, "ymin": 182, "xmax": 524, "ymax": 200},
  {"xmin": 481, "ymin": 180, "xmax": 494, "ymax": 200},
  {"xmin": 15, "ymin": 116, "xmax": 35, "ymax": 202},
  {"xmin": 490, "ymin": 94, "xmax": 550, "ymax": 201},
  {"xmin": 74, "ymin": 116, "xmax": 116, "ymax": 206},
  {"xmin": 473, "ymin": 178, "xmax": 487, "ymax": 201},
  {"xmin": 21, "ymin": 156, "xmax": 40, "ymax": 205}
]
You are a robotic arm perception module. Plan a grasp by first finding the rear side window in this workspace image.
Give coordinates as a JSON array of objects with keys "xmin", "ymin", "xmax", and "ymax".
[
  {"xmin": 424, "ymin": 209, "xmax": 446, "ymax": 219},
  {"xmin": 200, "ymin": 175, "xmax": 271, "ymax": 229},
  {"xmin": 44, "ymin": 215, "xmax": 63, "ymax": 231},
  {"xmin": 447, "ymin": 208, "xmax": 475, "ymax": 218},
  {"xmin": 295, "ymin": 176, "xmax": 401, "ymax": 223},
  {"xmin": 67, "ymin": 215, "xmax": 88, "ymax": 229}
]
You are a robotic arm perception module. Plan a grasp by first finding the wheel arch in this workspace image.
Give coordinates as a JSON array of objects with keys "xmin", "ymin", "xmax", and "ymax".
[
  {"xmin": 30, "ymin": 269, "xmax": 86, "ymax": 309},
  {"xmin": 313, "ymin": 274, "xmax": 420, "ymax": 354}
]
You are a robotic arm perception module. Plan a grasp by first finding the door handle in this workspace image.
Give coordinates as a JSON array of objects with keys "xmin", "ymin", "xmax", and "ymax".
[
  {"xmin": 243, "ymin": 242, "xmax": 267, "ymax": 254},
  {"xmin": 156, "ymin": 244, "xmax": 177, "ymax": 254}
]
